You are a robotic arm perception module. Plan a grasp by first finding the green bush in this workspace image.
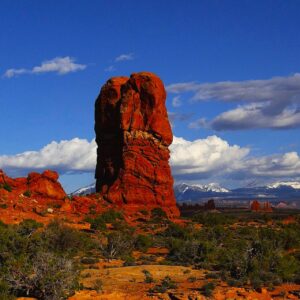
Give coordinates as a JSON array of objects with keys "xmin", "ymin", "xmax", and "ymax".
[
  {"xmin": 100, "ymin": 230, "xmax": 135, "ymax": 260},
  {"xmin": 17, "ymin": 219, "xmax": 43, "ymax": 236},
  {"xmin": 143, "ymin": 269, "xmax": 154, "ymax": 283},
  {"xmin": 135, "ymin": 234, "xmax": 153, "ymax": 252},
  {"xmin": 23, "ymin": 190, "xmax": 31, "ymax": 197},
  {"xmin": 151, "ymin": 207, "xmax": 167, "ymax": 220},
  {"xmin": 192, "ymin": 212, "xmax": 236, "ymax": 226},
  {"xmin": 41, "ymin": 220, "xmax": 95, "ymax": 255},
  {"xmin": 200, "ymin": 282, "xmax": 215, "ymax": 297},
  {"xmin": 149, "ymin": 276, "xmax": 177, "ymax": 293},
  {"xmin": 2, "ymin": 183, "xmax": 12, "ymax": 192},
  {"xmin": 85, "ymin": 209, "xmax": 124, "ymax": 230},
  {"xmin": 8, "ymin": 252, "xmax": 79, "ymax": 299},
  {"xmin": 0, "ymin": 221, "xmax": 85, "ymax": 299}
]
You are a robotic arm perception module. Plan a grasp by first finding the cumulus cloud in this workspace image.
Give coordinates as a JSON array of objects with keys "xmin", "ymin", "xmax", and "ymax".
[
  {"xmin": 3, "ymin": 57, "xmax": 86, "ymax": 78},
  {"xmin": 170, "ymin": 136, "xmax": 249, "ymax": 179},
  {"xmin": 115, "ymin": 53, "xmax": 134, "ymax": 62},
  {"xmin": 167, "ymin": 74, "xmax": 300, "ymax": 130},
  {"xmin": 0, "ymin": 138, "xmax": 96, "ymax": 175},
  {"xmin": 1, "ymin": 136, "xmax": 300, "ymax": 183},
  {"xmin": 244, "ymin": 152, "xmax": 300, "ymax": 178}
]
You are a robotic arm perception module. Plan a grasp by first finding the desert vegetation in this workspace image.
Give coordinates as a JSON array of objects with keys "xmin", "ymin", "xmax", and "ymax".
[{"xmin": 1, "ymin": 209, "xmax": 300, "ymax": 299}]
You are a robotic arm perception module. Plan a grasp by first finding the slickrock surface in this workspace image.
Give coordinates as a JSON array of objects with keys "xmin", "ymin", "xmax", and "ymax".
[{"xmin": 95, "ymin": 72, "xmax": 179, "ymax": 217}]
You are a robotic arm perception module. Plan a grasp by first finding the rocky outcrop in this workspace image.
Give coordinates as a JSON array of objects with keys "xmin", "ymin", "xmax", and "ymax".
[
  {"xmin": 0, "ymin": 169, "xmax": 66, "ymax": 200},
  {"xmin": 95, "ymin": 72, "xmax": 179, "ymax": 217},
  {"xmin": 250, "ymin": 200, "xmax": 273, "ymax": 212},
  {"xmin": 27, "ymin": 170, "xmax": 66, "ymax": 200}
]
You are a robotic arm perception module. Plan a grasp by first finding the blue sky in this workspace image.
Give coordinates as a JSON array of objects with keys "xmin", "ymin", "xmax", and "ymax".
[{"xmin": 1, "ymin": 1, "xmax": 300, "ymax": 192}]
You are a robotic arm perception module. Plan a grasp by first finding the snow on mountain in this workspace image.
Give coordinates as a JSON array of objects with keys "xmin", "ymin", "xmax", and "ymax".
[
  {"xmin": 176, "ymin": 182, "xmax": 229, "ymax": 194},
  {"xmin": 174, "ymin": 182, "xmax": 230, "ymax": 202},
  {"xmin": 267, "ymin": 181, "xmax": 300, "ymax": 190},
  {"xmin": 70, "ymin": 182, "xmax": 96, "ymax": 196}
]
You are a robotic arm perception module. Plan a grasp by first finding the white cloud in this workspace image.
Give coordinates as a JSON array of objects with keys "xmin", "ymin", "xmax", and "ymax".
[
  {"xmin": 1, "ymin": 136, "xmax": 300, "ymax": 183},
  {"xmin": 170, "ymin": 135, "xmax": 249, "ymax": 178},
  {"xmin": 0, "ymin": 138, "xmax": 96, "ymax": 175},
  {"xmin": 243, "ymin": 152, "xmax": 300, "ymax": 178},
  {"xmin": 4, "ymin": 68, "xmax": 28, "ymax": 78},
  {"xmin": 172, "ymin": 96, "xmax": 182, "ymax": 107},
  {"xmin": 167, "ymin": 74, "xmax": 300, "ymax": 130},
  {"xmin": 3, "ymin": 57, "xmax": 86, "ymax": 78},
  {"xmin": 209, "ymin": 103, "xmax": 300, "ymax": 130},
  {"xmin": 115, "ymin": 53, "xmax": 134, "ymax": 62},
  {"xmin": 104, "ymin": 65, "xmax": 116, "ymax": 72}
]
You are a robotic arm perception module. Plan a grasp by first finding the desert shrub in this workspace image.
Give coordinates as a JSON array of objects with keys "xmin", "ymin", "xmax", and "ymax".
[
  {"xmin": 275, "ymin": 255, "xmax": 300, "ymax": 282},
  {"xmin": 0, "ymin": 280, "xmax": 15, "ymax": 300},
  {"xmin": 159, "ymin": 215, "xmax": 300, "ymax": 288},
  {"xmin": 86, "ymin": 216, "xmax": 106, "ymax": 230},
  {"xmin": 143, "ymin": 269, "xmax": 154, "ymax": 283},
  {"xmin": 135, "ymin": 234, "xmax": 153, "ymax": 252},
  {"xmin": 23, "ymin": 190, "xmax": 31, "ymax": 197},
  {"xmin": 80, "ymin": 257, "xmax": 99, "ymax": 265},
  {"xmin": 7, "ymin": 252, "xmax": 79, "ymax": 300},
  {"xmin": 85, "ymin": 209, "xmax": 124, "ymax": 230},
  {"xmin": 17, "ymin": 219, "xmax": 43, "ymax": 236},
  {"xmin": 167, "ymin": 238, "xmax": 215, "ymax": 267},
  {"xmin": 41, "ymin": 220, "xmax": 95, "ymax": 255},
  {"xmin": 122, "ymin": 255, "xmax": 136, "ymax": 266},
  {"xmin": 161, "ymin": 223, "xmax": 190, "ymax": 239},
  {"xmin": 205, "ymin": 272, "xmax": 219, "ymax": 279},
  {"xmin": 100, "ymin": 230, "xmax": 135, "ymax": 260},
  {"xmin": 0, "ymin": 221, "xmax": 85, "ymax": 299},
  {"xmin": 149, "ymin": 276, "xmax": 177, "ymax": 293},
  {"xmin": 192, "ymin": 212, "xmax": 236, "ymax": 226},
  {"xmin": 2, "ymin": 182, "xmax": 12, "ymax": 192},
  {"xmin": 140, "ymin": 209, "xmax": 149, "ymax": 216},
  {"xmin": 151, "ymin": 207, "xmax": 167, "ymax": 222},
  {"xmin": 187, "ymin": 276, "xmax": 197, "ymax": 282},
  {"xmin": 199, "ymin": 282, "xmax": 215, "ymax": 297}
]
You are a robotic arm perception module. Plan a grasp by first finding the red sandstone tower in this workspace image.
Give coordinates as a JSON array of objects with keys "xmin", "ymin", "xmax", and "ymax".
[{"xmin": 94, "ymin": 72, "xmax": 179, "ymax": 217}]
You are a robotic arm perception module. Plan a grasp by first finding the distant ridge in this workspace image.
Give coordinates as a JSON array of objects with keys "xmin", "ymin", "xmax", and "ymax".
[{"xmin": 71, "ymin": 181, "xmax": 300, "ymax": 205}]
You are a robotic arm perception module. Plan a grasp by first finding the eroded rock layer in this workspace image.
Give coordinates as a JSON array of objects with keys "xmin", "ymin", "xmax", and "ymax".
[{"xmin": 95, "ymin": 72, "xmax": 179, "ymax": 217}]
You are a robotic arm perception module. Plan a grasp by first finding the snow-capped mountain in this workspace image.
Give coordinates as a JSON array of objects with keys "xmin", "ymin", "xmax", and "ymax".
[
  {"xmin": 267, "ymin": 181, "xmax": 300, "ymax": 190},
  {"xmin": 174, "ymin": 181, "xmax": 300, "ymax": 203},
  {"xmin": 70, "ymin": 182, "xmax": 96, "ymax": 196},
  {"xmin": 70, "ymin": 181, "xmax": 300, "ymax": 206},
  {"xmin": 174, "ymin": 182, "xmax": 230, "ymax": 202},
  {"xmin": 176, "ymin": 183, "xmax": 229, "ymax": 194}
]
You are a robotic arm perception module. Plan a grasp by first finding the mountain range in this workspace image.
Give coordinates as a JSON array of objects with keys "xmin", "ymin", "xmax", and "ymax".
[{"xmin": 71, "ymin": 181, "xmax": 300, "ymax": 203}]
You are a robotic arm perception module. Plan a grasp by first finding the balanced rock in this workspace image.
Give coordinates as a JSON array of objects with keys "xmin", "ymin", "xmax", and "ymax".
[{"xmin": 95, "ymin": 72, "xmax": 179, "ymax": 217}]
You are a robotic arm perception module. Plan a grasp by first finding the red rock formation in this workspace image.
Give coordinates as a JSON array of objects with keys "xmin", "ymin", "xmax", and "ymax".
[
  {"xmin": 27, "ymin": 170, "xmax": 66, "ymax": 200},
  {"xmin": 250, "ymin": 200, "xmax": 273, "ymax": 212},
  {"xmin": 263, "ymin": 201, "xmax": 273, "ymax": 212},
  {"xmin": 95, "ymin": 72, "xmax": 179, "ymax": 217},
  {"xmin": 0, "ymin": 169, "xmax": 66, "ymax": 200},
  {"xmin": 251, "ymin": 200, "xmax": 261, "ymax": 211}
]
